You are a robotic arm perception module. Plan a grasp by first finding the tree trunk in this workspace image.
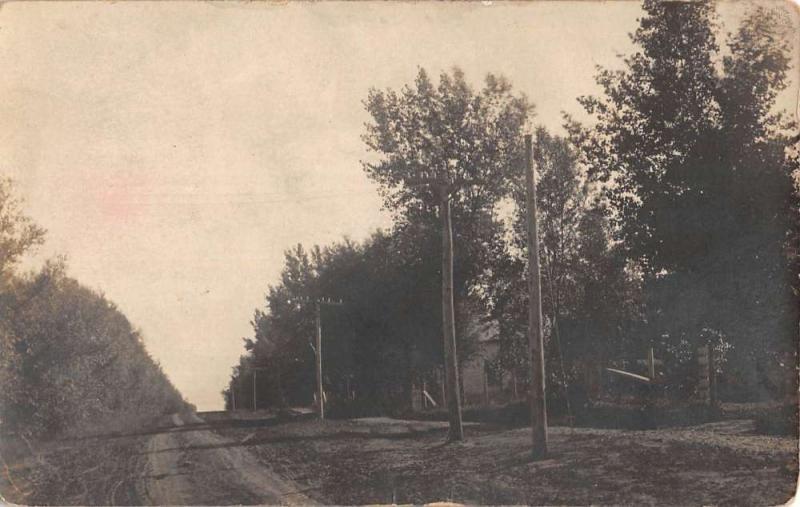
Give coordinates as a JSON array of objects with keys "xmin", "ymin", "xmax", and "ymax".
[{"xmin": 441, "ymin": 190, "xmax": 464, "ymax": 441}]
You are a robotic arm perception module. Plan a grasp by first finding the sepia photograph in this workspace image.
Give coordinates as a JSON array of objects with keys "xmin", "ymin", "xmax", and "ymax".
[{"xmin": 0, "ymin": 0, "xmax": 798, "ymax": 505}]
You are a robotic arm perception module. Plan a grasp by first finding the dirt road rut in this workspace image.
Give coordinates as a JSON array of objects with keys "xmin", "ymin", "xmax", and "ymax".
[{"xmin": 139, "ymin": 413, "xmax": 313, "ymax": 505}]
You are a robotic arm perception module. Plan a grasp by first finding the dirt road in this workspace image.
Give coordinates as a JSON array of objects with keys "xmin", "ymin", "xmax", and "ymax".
[{"xmin": 139, "ymin": 412, "xmax": 313, "ymax": 505}]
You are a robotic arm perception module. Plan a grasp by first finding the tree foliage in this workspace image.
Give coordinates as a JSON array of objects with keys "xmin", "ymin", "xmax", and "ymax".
[
  {"xmin": 575, "ymin": 0, "xmax": 798, "ymax": 398},
  {"xmin": 363, "ymin": 68, "xmax": 531, "ymax": 221},
  {"xmin": 480, "ymin": 126, "xmax": 639, "ymax": 400},
  {"xmin": 0, "ymin": 179, "xmax": 188, "ymax": 438},
  {"xmin": 0, "ymin": 177, "xmax": 45, "ymax": 286},
  {"xmin": 227, "ymin": 5, "xmax": 799, "ymax": 411},
  {"xmin": 363, "ymin": 68, "xmax": 531, "ymax": 298},
  {"xmin": 362, "ymin": 68, "xmax": 533, "ymax": 383},
  {"xmin": 224, "ymin": 231, "xmax": 448, "ymax": 414}
]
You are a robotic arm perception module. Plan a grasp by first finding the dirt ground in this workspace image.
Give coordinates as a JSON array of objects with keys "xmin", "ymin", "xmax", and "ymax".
[
  {"xmin": 213, "ymin": 415, "xmax": 798, "ymax": 505},
  {"xmin": 0, "ymin": 430, "xmax": 146, "ymax": 505},
  {"xmin": 140, "ymin": 412, "xmax": 312, "ymax": 505},
  {"xmin": 1, "ymin": 412, "xmax": 313, "ymax": 506},
  {"xmin": 2, "ymin": 411, "xmax": 797, "ymax": 505}
]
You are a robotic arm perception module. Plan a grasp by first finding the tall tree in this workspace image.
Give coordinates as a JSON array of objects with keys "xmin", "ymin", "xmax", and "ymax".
[
  {"xmin": 363, "ymin": 68, "xmax": 532, "ymax": 440},
  {"xmin": 576, "ymin": 1, "xmax": 798, "ymax": 398},
  {"xmin": 577, "ymin": 0, "xmax": 720, "ymax": 272}
]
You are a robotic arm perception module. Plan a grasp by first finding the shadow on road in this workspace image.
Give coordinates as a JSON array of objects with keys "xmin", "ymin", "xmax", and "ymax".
[
  {"xmin": 141, "ymin": 426, "xmax": 452, "ymax": 455},
  {"xmin": 64, "ymin": 411, "xmax": 315, "ymax": 443}
]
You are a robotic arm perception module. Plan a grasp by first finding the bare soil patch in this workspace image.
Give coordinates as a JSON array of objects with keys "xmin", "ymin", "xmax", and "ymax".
[{"xmin": 213, "ymin": 416, "xmax": 798, "ymax": 505}]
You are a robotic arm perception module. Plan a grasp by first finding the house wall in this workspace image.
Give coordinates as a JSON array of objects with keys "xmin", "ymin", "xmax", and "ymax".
[
  {"xmin": 410, "ymin": 337, "xmax": 509, "ymax": 411},
  {"xmin": 461, "ymin": 340, "xmax": 499, "ymax": 406}
]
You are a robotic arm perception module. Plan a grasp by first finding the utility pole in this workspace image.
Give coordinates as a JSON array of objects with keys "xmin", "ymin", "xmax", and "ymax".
[
  {"xmin": 708, "ymin": 343, "xmax": 717, "ymax": 408},
  {"xmin": 315, "ymin": 301, "xmax": 323, "ymax": 419},
  {"xmin": 440, "ymin": 186, "xmax": 464, "ymax": 441},
  {"xmin": 525, "ymin": 133, "xmax": 548, "ymax": 458},
  {"xmin": 237, "ymin": 371, "xmax": 242, "ymax": 411},
  {"xmin": 314, "ymin": 297, "xmax": 343, "ymax": 420},
  {"xmin": 237, "ymin": 366, "xmax": 268, "ymax": 412},
  {"xmin": 231, "ymin": 379, "xmax": 236, "ymax": 411},
  {"xmin": 408, "ymin": 164, "xmax": 464, "ymax": 442},
  {"xmin": 253, "ymin": 369, "xmax": 257, "ymax": 411}
]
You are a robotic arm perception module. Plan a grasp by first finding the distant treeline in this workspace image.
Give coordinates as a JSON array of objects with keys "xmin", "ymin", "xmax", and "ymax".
[
  {"xmin": 0, "ymin": 178, "xmax": 189, "ymax": 439},
  {"xmin": 225, "ymin": 1, "xmax": 798, "ymax": 414}
]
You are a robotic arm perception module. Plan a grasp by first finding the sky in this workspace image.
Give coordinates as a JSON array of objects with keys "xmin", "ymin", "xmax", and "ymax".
[{"xmin": 1, "ymin": 1, "xmax": 797, "ymax": 411}]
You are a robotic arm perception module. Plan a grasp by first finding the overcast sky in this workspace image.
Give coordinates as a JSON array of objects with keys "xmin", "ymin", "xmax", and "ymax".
[{"xmin": 2, "ymin": 1, "xmax": 797, "ymax": 411}]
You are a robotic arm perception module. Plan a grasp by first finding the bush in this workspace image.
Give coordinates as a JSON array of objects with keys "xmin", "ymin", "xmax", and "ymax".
[{"xmin": 0, "ymin": 265, "xmax": 189, "ymax": 439}]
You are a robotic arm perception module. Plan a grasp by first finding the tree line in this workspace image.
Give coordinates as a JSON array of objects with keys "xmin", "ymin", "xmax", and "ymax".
[
  {"xmin": 225, "ymin": 0, "xmax": 797, "ymax": 413},
  {"xmin": 0, "ymin": 178, "xmax": 190, "ymax": 439}
]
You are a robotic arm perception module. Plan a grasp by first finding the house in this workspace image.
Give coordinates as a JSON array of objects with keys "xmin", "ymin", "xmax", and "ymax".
[
  {"xmin": 460, "ymin": 320, "xmax": 501, "ymax": 406},
  {"xmin": 411, "ymin": 319, "xmax": 513, "ymax": 410}
]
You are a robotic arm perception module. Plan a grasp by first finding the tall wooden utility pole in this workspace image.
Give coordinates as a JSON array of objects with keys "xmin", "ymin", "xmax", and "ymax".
[
  {"xmin": 231, "ymin": 376, "xmax": 237, "ymax": 410},
  {"xmin": 439, "ymin": 186, "xmax": 464, "ymax": 441},
  {"xmin": 238, "ymin": 366, "xmax": 268, "ymax": 411},
  {"xmin": 524, "ymin": 134, "xmax": 548, "ymax": 458},
  {"xmin": 315, "ymin": 301, "xmax": 324, "ymax": 420},
  {"xmin": 314, "ymin": 298, "xmax": 343, "ymax": 420},
  {"xmin": 708, "ymin": 343, "xmax": 717, "ymax": 408},
  {"xmin": 252, "ymin": 369, "xmax": 257, "ymax": 411},
  {"xmin": 408, "ymin": 169, "xmax": 464, "ymax": 442}
]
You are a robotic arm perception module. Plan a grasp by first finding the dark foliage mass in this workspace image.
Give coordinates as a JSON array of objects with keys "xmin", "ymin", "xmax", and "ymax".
[
  {"xmin": 573, "ymin": 1, "xmax": 798, "ymax": 399},
  {"xmin": 225, "ymin": 69, "xmax": 534, "ymax": 414},
  {"xmin": 0, "ymin": 178, "xmax": 189, "ymax": 439},
  {"xmin": 229, "ymin": 1, "xmax": 797, "ymax": 414},
  {"xmin": 479, "ymin": 126, "xmax": 640, "ymax": 404},
  {"xmin": 223, "ymin": 232, "xmax": 449, "ymax": 414}
]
